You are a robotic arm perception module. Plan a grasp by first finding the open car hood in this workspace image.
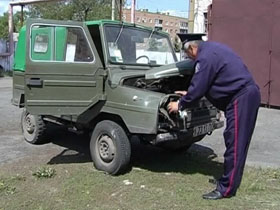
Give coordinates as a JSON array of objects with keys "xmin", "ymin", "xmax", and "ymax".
[{"xmin": 145, "ymin": 59, "xmax": 195, "ymax": 79}]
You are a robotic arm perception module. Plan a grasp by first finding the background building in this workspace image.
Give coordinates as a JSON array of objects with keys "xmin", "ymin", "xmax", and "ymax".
[
  {"xmin": 123, "ymin": 8, "xmax": 188, "ymax": 42},
  {"xmin": 188, "ymin": 0, "xmax": 212, "ymax": 33}
]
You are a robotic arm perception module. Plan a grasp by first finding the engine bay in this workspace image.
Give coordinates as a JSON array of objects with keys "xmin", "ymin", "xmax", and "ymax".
[
  {"xmin": 122, "ymin": 75, "xmax": 217, "ymax": 132},
  {"xmin": 122, "ymin": 75, "xmax": 192, "ymax": 94}
]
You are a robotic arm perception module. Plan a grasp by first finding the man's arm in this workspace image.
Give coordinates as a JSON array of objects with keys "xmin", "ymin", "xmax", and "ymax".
[
  {"xmin": 179, "ymin": 58, "xmax": 216, "ymax": 109},
  {"xmin": 167, "ymin": 91, "xmax": 188, "ymax": 113}
]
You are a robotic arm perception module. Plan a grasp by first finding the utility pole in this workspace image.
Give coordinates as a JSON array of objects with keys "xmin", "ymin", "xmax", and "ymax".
[
  {"xmin": 112, "ymin": 0, "xmax": 115, "ymax": 20},
  {"xmin": 131, "ymin": 0, "xmax": 136, "ymax": 23},
  {"xmin": 119, "ymin": 0, "xmax": 123, "ymax": 21},
  {"xmin": 20, "ymin": 5, "xmax": 24, "ymax": 27},
  {"xmin": 188, "ymin": 0, "xmax": 195, "ymax": 33},
  {"xmin": 8, "ymin": 4, "xmax": 13, "ymax": 57}
]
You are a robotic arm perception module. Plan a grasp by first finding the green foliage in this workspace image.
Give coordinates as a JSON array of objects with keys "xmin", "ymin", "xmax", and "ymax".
[
  {"xmin": 0, "ymin": 179, "xmax": 16, "ymax": 195},
  {"xmin": 0, "ymin": 13, "xmax": 9, "ymax": 40},
  {"xmin": 32, "ymin": 167, "xmax": 56, "ymax": 179},
  {"xmin": 0, "ymin": 68, "xmax": 4, "ymax": 77},
  {"xmin": 4, "ymin": 70, "xmax": 13, "ymax": 77},
  {"xmin": 0, "ymin": 0, "xmax": 119, "ymax": 40},
  {"xmin": 0, "ymin": 11, "xmax": 27, "ymax": 40},
  {"xmin": 27, "ymin": 0, "xmax": 112, "ymax": 21},
  {"xmin": 13, "ymin": 11, "xmax": 28, "ymax": 32},
  {"xmin": 262, "ymin": 168, "xmax": 280, "ymax": 180}
]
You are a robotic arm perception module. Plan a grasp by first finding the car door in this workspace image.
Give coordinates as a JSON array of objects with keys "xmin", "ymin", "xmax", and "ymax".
[{"xmin": 25, "ymin": 18, "xmax": 105, "ymax": 115}]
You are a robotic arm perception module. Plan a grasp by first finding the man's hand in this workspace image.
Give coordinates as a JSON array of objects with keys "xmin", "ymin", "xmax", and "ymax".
[
  {"xmin": 175, "ymin": 91, "xmax": 187, "ymax": 96},
  {"xmin": 168, "ymin": 101, "xmax": 179, "ymax": 113}
]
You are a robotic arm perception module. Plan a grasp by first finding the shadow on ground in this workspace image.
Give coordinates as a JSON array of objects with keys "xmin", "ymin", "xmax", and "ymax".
[
  {"xmin": 46, "ymin": 127, "xmax": 223, "ymax": 178},
  {"xmin": 130, "ymin": 138, "xmax": 223, "ymax": 178},
  {"xmin": 46, "ymin": 126, "xmax": 91, "ymax": 164}
]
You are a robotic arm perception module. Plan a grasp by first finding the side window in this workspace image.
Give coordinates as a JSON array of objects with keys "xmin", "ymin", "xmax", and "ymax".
[
  {"xmin": 31, "ymin": 26, "xmax": 53, "ymax": 61},
  {"xmin": 66, "ymin": 28, "xmax": 93, "ymax": 62},
  {"xmin": 30, "ymin": 25, "xmax": 94, "ymax": 63},
  {"xmin": 34, "ymin": 35, "xmax": 48, "ymax": 53}
]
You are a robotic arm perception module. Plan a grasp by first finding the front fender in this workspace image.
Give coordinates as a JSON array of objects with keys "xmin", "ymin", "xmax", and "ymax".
[{"xmin": 102, "ymin": 84, "xmax": 164, "ymax": 134}]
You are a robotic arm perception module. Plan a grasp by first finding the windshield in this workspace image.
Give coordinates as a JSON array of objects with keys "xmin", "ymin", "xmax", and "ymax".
[{"xmin": 104, "ymin": 25, "xmax": 177, "ymax": 66}]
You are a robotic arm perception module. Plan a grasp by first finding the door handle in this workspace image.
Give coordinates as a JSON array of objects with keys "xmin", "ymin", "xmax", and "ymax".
[{"xmin": 26, "ymin": 78, "xmax": 43, "ymax": 87}]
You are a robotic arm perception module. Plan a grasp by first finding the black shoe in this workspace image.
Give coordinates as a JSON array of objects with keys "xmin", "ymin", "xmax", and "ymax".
[{"xmin": 202, "ymin": 190, "xmax": 223, "ymax": 200}]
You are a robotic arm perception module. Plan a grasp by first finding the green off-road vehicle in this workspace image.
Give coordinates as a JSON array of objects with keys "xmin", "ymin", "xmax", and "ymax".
[{"xmin": 12, "ymin": 18, "xmax": 223, "ymax": 175}]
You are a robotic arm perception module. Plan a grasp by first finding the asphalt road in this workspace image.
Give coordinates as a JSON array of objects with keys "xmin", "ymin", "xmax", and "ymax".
[{"xmin": 0, "ymin": 76, "xmax": 279, "ymax": 168}]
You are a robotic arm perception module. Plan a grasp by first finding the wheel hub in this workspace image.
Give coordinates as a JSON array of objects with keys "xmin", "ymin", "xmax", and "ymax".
[
  {"xmin": 24, "ymin": 114, "xmax": 35, "ymax": 134},
  {"xmin": 98, "ymin": 135, "xmax": 115, "ymax": 163}
]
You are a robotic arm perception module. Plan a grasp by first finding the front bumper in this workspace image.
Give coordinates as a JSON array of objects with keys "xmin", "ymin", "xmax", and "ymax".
[{"xmin": 152, "ymin": 120, "xmax": 224, "ymax": 145}]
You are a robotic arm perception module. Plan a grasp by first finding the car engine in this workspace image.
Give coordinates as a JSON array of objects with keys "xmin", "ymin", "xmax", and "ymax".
[{"xmin": 122, "ymin": 75, "xmax": 192, "ymax": 94}]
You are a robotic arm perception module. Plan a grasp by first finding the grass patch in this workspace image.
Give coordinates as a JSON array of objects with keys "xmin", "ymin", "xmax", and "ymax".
[
  {"xmin": 0, "ymin": 68, "xmax": 4, "ymax": 77},
  {"xmin": 0, "ymin": 69, "xmax": 13, "ymax": 77},
  {"xmin": 0, "ymin": 174, "xmax": 26, "ymax": 196},
  {"xmin": 0, "ymin": 148, "xmax": 279, "ymax": 210},
  {"xmin": 4, "ymin": 71, "xmax": 13, "ymax": 77},
  {"xmin": 32, "ymin": 166, "xmax": 56, "ymax": 178},
  {"xmin": 0, "ymin": 180, "xmax": 15, "ymax": 195},
  {"xmin": 0, "ymin": 177, "xmax": 19, "ymax": 196}
]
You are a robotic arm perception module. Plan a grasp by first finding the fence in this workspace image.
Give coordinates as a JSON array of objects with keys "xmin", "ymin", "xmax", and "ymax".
[{"xmin": 0, "ymin": 39, "xmax": 13, "ymax": 72}]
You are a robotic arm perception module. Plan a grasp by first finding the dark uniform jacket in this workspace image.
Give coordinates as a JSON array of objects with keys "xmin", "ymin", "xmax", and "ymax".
[{"xmin": 179, "ymin": 41, "xmax": 257, "ymax": 111}]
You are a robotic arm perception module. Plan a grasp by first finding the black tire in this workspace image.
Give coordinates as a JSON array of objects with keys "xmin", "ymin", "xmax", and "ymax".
[
  {"xmin": 21, "ymin": 109, "xmax": 47, "ymax": 144},
  {"xmin": 90, "ymin": 120, "xmax": 131, "ymax": 175},
  {"xmin": 160, "ymin": 135, "xmax": 206, "ymax": 152}
]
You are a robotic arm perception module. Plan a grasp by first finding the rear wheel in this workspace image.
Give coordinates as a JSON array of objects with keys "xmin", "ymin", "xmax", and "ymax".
[
  {"xmin": 21, "ymin": 109, "xmax": 47, "ymax": 144},
  {"xmin": 90, "ymin": 120, "xmax": 131, "ymax": 175}
]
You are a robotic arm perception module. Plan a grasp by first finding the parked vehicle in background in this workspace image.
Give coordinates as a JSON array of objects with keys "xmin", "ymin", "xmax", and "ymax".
[{"xmin": 12, "ymin": 18, "xmax": 223, "ymax": 175}]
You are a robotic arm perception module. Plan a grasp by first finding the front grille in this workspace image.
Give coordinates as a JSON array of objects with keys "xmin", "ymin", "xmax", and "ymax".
[
  {"xmin": 181, "ymin": 108, "xmax": 217, "ymax": 129},
  {"xmin": 158, "ymin": 95, "xmax": 219, "ymax": 132}
]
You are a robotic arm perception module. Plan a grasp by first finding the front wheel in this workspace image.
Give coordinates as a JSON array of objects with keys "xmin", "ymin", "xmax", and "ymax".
[
  {"xmin": 90, "ymin": 120, "xmax": 131, "ymax": 175},
  {"xmin": 21, "ymin": 109, "xmax": 47, "ymax": 144}
]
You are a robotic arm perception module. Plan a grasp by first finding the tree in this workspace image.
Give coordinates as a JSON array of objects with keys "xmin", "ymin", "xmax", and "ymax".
[
  {"xmin": 0, "ymin": 11, "xmax": 27, "ymax": 40},
  {"xmin": 27, "ymin": 0, "xmax": 112, "ymax": 21},
  {"xmin": 0, "ymin": 0, "xmax": 123, "ymax": 40},
  {"xmin": 0, "ymin": 13, "xmax": 9, "ymax": 40}
]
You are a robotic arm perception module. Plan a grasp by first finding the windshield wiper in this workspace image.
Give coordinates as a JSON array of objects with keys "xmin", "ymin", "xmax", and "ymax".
[
  {"xmin": 114, "ymin": 22, "xmax": 124, "ymax": 45},
  {"xmin": 148, "ymin": 27, "xmax": 155, "ymax": 42}
]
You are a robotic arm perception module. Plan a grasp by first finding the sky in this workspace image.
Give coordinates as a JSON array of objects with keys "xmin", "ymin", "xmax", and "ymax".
[
  {"xmin": 0, "ymin": 0, "xmax": 9, "ymax": 15},
  {"xmin": 0, "ymin": 0, "xmax": 21, "ymax": 15},
  {"xmin": 125, "ymin": 0, "xmax": 189, "ymax": 18},
  {"xmin": 0, "ymin": 0, "xmax": 189, "ymax": 17}
]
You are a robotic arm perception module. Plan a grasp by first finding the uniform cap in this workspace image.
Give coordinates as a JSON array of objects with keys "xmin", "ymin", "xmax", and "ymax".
[{"xmin": 177, "ymin": 33, "xmax": 206, "ymax": 44}]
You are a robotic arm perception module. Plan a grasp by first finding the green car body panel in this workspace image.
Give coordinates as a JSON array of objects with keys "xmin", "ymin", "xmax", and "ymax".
[
  {"xmin": 13, "ymin": 18, "xmax": 223, "ymax": 136},
  {"xmin": 14, "ymin": 26, "xmax": 26, "ymax": 72}
]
